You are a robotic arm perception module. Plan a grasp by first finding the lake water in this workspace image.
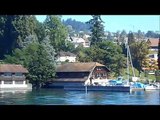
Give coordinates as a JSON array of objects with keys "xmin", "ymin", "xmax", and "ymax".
[{"xmin": 0, "ymin": 89, "xmax": 160, "ymax": 105}]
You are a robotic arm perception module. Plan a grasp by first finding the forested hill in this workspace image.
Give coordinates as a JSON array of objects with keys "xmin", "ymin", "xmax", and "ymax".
[{"xmin": 62, "ymin": 18, "xmax": 90, "ymax": 33}]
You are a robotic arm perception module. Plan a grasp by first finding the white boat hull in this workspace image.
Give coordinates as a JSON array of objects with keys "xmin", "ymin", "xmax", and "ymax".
[{"xmin": 144, "ymin": 85, "xmax": 158, "ymax": 90}]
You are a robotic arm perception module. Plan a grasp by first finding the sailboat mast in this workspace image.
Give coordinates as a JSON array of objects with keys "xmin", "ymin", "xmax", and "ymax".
[
  {"xmin": 127, "ymin": 44, "xmax": 130, "ymax": 81},
  {"xmin": 128, "ymin": 45, "xmax": 135, "ymax": 77}
]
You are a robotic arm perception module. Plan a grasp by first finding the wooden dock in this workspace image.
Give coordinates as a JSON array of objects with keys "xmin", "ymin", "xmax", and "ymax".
[
  {"xmin": 64, "ymin": 85, "xmax": 130, "ymax": 92},
  {"xmin": 130, "ymin": 88, "xmax": 145, "ymax": 91}
]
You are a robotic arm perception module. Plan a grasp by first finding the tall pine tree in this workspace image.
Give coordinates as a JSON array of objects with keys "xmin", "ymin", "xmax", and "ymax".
[
  {"xmin": 0, "ymin": 15, "xmax": 38, "ymax": 59},
  {"xmin": 128, "ymin": 32, "xmax": 135, "ymax": 45},
  {"xmin": 44, "ymin": 15, "xmax": 69, "ymax": 52},
  {"xmin": 4, "ymin": 43, "xmax": 56, "ymax": 88},
  {"xmin": 26, "ymin": 44, "xmax": 56, "ymax": 88},
  {"xmin": 86, "ymin": 15, "xmax": 105, "ymax": 46}
]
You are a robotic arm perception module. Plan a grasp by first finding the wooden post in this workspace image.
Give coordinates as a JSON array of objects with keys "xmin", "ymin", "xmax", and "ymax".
[{"xmin": 85, "ymin": 85, "xmax": 87, "ymax": 94}]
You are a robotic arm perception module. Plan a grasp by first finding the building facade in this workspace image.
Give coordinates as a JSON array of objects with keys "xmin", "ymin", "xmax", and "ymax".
[
  {"xmin": 56, "ymin": 51, "xmax": 77, "ymax": 62},
  {"xmin": 70, "ymin": 37, "xmax": 90, "ymax": 48},
  {"xmin": 45, "ymin": 62, "xmax": 110, "ymax": 88},
  {"xmin": 141, "ymin": 38, "xmax": 159, "ymax": 74},
  {"xmin": 0, "ymin": 64, "xmax": 32, "ymax": 90},
  {"xmin": 148, "ymin": 38, "xmax": 159, "ymax": 52}
]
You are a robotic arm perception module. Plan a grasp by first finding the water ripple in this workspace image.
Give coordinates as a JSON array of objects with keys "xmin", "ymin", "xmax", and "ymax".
[{"xmin": 0, "ymin": 89, "xmax": 159, "ymax": 105}]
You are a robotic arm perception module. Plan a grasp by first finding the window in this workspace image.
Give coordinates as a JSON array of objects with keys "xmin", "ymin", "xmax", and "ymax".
[
  {"xmin": 96, "ymin": 67, "xmax": 102, "ymax": 71},
  {"xmin": 96, "ymin": 73, "xmax": 101, "ymax": 77},
  {"xmin": 149, "ymin": 54, "xmax": 154, "ymax": 58},
  {"xmin": 85, "ymin": 42, "xmax": 90, "ymax": 46},
  {"xmin": 4, "ymin": 72, "xmax": 12, "ymax": 76},
  {"xmin": 15, "ymin": 73, "xmax": 23, "ymax": 76},
  {"xmin": 15, "ymin": 81, "xmax": 24, "ymax": 84},
  {"xmin": 4, "ymin": 80, "xmax": 13, "ymax": 84}
]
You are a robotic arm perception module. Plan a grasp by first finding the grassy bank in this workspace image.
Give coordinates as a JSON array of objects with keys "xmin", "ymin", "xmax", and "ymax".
[{"xmin": 110, "ymin": 67, "xmax": 156, "ymax": 82}]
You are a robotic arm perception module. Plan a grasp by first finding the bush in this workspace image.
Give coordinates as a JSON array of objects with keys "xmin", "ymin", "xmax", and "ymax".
[{"xmin": 155, "ymin": 70, "xmax": 160, "ymax": 82}]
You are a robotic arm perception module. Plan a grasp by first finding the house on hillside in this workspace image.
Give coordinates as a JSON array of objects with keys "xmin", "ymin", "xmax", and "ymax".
[
  {"xmin": 45, "ymin": 62, "xmax": 110, "ymax": 88},
  {"xmin": 0, "ymin": 64, "xmax": 32, "ymax": 90},
  {"xmin": 56, "ymin": 51, "xmax": 77, "ymax": 63},
  {"xmin": 148, "ymin": 38, "xmax": 159, "ymax": 51},
  {"xmin": 70, "ymin": 37, "xmax": 90, "ymax": 48},
  {"xmin": 142, "ymin": 38, "xmax": 159, "ymax": 74},
  {"xmin": 147, "ymin": 38, "xmax": 159, "ymax": 61}
]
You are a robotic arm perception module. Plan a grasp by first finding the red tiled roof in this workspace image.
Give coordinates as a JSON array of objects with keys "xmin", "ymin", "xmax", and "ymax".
[
  {"xmin": 148, "ymin": 38, "xmax": 159, "ymax": 47},
  {"xmin": 0, "ymin": 64, "xmax": 28, "ymax": 73},
  {"xmin": 56, "ymin": 62, "xmax": 109, "ymax": 72}
]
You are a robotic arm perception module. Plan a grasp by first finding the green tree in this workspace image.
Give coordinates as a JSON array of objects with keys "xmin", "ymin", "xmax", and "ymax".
[
  {"xmin": 116, "ymin": 30, "xmax": 120, "ymax": 41},
  {"xmin": 130, "ymin": 40, "xmax": 150, "ymax": 76},
  {"xmin": 0, "ymin": 15, "xmax": 16, "ymax": 59},
  {"xmin": 76, "ymin": 46, "xmax": 92, "ymax": 62},
  {"xmin": 97, "ymin": 41, "xmax": 126, "ymax": 76},
  {"xmin": 0, "ymin": 15, "xmax": 7, "ymax": 58},
  {"xmin": 120, "ymin": 30, "xmax": 127, "ymax": 44},
  {"xmin": 86, "ymin": 15, "xmax": 105, "ymax": 46},
  {"xmin": 145, "ymin": 31, "xmax": 159, "ymax": 38},
  {"xmin": 35, "ymin": 20, "xmax": 46, "ymax": 42},
  {"xmin": 4, "ymin": 43, "xmax": 56, "ymax": 88},
  {"xmin": 107, "ymin": 32, "xmax": 112, "ymax": 40},
  {"xmin": 76, "ymin": 41, "xmax": 126, "ymax": 76},
  {"xmin": 27, "ymin": 44, "xmax": 55, "ymax": 88},
  {"xmin": 41, "ymin": 36, "xmax": 56, "ymax": 64},
  {"xmin": 64, "ymin": 40, "xmax": 75, "ymax": 52},
  {"xmin": 44, "ymin": 15, "xmax": 69, "ymax": 52},
  {"xmin": 0, "ymin": 15, "xmax": 38, "ymax": 59},
  {"xmin": 12, "ymin": 15, "xmax": 38, "ymax": 48},
  {"xmin": 137, "ymin": 30, "xmax": 144, "ymax": 40},
  {"xmin": 4, "ymin": 48, "xmax": 26, "ymax": 65},
  {"xmin": 128, "ymin": 32, "xmax": 135, "ymax": 45}
]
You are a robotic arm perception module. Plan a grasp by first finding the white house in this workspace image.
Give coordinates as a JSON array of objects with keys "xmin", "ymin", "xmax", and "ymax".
[
  {"xmin": 70, "ymin": 37, "xmax": 90, "ymax": 48},
  {"xmin": 56, "ymin": 51, "xmax": 77, "ymax": 62},
  {"xmin": 0, "ymin": 64, "xmax": 32, "ymax": 90},
  {"xmin": 147, "ymin": 38, "xmax": 159, "ymax": 62}
]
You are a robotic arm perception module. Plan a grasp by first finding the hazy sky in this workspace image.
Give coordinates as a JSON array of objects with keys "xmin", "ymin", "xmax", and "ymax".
[{"xmin": 36, "ymin": 15, "xmax": 160, "ymax": 33}]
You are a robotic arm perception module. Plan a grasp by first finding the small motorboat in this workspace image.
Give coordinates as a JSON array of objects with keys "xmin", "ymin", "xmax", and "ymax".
[{"xmin": 144, "ymin": 84, "xmax": 158, "ymax": 90}]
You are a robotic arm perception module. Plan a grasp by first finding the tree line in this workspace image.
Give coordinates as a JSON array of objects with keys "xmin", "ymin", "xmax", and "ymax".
[
  {"xmin": 63, "ymin": 18, "xmax": 159, "ymax": 39},
  {"xmin": 62, "ymin": 18, "xmax": 90, "ymax": 33},
  {"xmin": 0, "ymin": 15, "xmax": 74, "ymax": 88},
  {"xmin": 0, "ymin": 15, "xmax": 159, "ymax": 88}
]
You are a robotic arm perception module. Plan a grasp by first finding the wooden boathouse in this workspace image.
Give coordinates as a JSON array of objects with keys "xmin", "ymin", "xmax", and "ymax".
[
  {"xmin": 0, "ymin": 64, "xmax": 32, "ymax": 90},
  {"xmin": 45, "ymin": 62, "xmax": 110, "ymax": 88}
]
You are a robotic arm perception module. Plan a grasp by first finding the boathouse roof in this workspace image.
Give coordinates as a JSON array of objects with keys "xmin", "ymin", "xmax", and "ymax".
[
  {"xmin": 56, "ymin": 62, "xmax": 110, "ymax": 72},
  {"xmin": 0, "ymin": 64, "xmax": 28, "ymax": 73}
]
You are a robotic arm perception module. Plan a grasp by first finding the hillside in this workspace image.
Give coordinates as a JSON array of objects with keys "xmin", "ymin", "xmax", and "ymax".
[{"xmin": 62, "ymin": 18, "xmax": 90, "ymax": 33}]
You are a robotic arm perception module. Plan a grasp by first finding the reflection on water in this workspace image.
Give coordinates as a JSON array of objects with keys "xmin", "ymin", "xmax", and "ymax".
[{"xmin": 0, "ymin": 89, "xmax": 159, "ymax": 105}]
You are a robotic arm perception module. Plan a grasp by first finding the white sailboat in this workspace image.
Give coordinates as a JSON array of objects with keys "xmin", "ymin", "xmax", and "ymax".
[
  {"xmin": 126, "ymin": 41, "xmax": 159, "ymax": 91},
  {"xmin": 126, "ymin": 43, "xmax": 139, "ymax": 83},
  {"xmin": 125, "ymin": 42, "xmax": 146, "ymax": 91}
]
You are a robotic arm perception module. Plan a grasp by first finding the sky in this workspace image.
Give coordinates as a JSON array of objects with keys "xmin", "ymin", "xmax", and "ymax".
[{"xmin": 36, "ymin": 15, "xmax": 160, "ymax": 33}]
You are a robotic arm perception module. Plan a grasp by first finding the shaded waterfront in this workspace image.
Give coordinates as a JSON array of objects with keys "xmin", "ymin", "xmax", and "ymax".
[{"xmin": 0, "ymin": 89, "xmax": 160, "ymax": 105}]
